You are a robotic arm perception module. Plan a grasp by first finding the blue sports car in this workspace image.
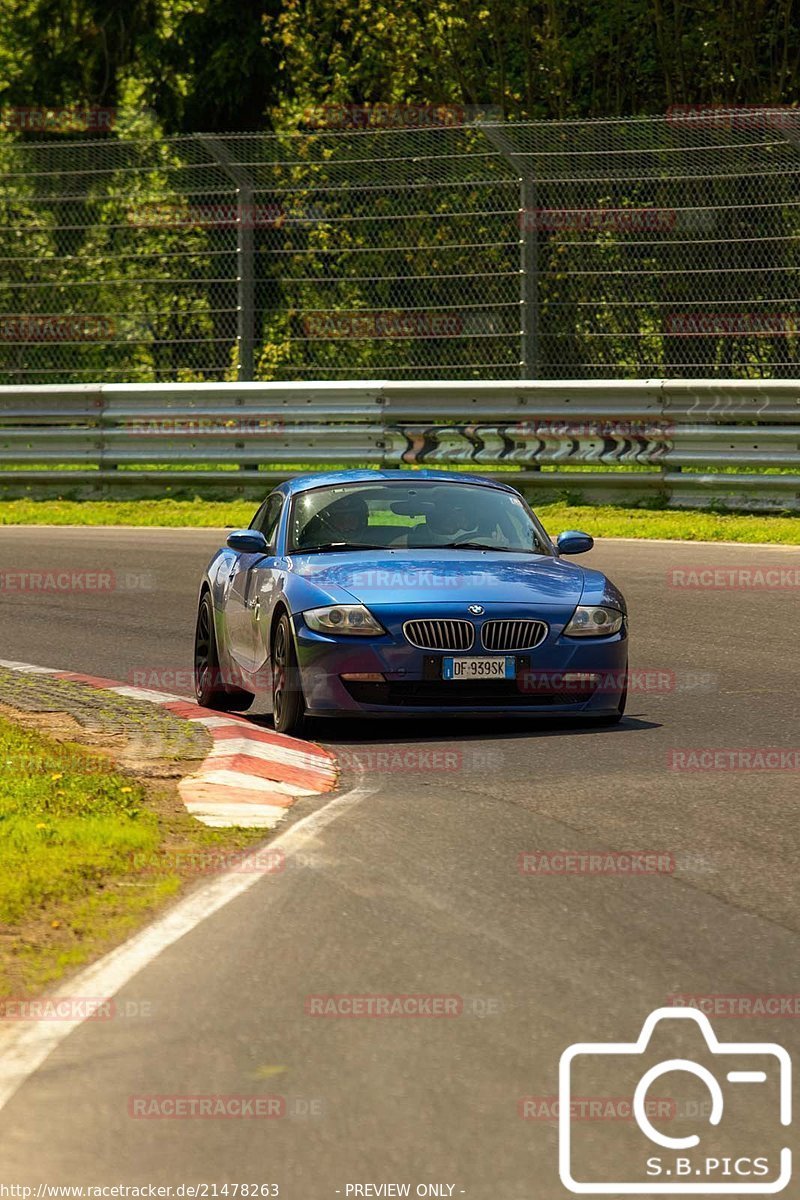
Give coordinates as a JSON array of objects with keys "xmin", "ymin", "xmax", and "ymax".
[{"xmin": 194, "ymin": 469, "xmax": 628, "ymax": 733}]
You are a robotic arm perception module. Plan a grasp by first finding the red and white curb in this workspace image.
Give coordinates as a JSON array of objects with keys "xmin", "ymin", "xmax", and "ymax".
[{"xmin": 0, "ymin": 660, "xmax": 338, "ymax": 828}]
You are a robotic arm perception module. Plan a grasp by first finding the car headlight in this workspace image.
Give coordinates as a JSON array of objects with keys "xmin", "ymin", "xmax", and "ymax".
[
  {"xmin": 563, "ymin": 605, "xmax": 625, "ymax": 637},
  {"xmin": 303, "ymin": 604, "xmax": 385, "ymax": 636}
]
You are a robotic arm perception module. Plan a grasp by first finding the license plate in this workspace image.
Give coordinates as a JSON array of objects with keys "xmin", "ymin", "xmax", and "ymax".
[{"xmin": 442, "ymin": 656, "xmax": 516, "ymax": 680}]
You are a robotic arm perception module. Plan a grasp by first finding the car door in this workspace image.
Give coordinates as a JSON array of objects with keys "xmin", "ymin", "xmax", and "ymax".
[
  {"xmin": 225, "ymin": 494, "xmax": 283, "ymax": 673},
  {"xmin": 249, "ymin": 497, "xmax": 289, "ymax": 679}
]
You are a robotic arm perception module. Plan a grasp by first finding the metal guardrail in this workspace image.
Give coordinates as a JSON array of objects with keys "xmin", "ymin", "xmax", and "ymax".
[{"xmin": 0, "ymin": 379, "xmax": 798, "ymax": 510}]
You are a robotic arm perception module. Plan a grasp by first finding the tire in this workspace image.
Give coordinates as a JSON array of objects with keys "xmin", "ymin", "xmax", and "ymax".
[
  {"xmin": 194, "ymin": 592, "xmax": 252, "ymax": 711},
  {"xmin": 271, "ymin": 613, "xmax": 306, "ymax": 735}
]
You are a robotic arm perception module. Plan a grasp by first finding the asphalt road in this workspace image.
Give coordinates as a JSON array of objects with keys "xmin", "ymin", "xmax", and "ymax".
[{"xmin": 1, "ymin": 527, "xmax": 799, "ymax": 1196}]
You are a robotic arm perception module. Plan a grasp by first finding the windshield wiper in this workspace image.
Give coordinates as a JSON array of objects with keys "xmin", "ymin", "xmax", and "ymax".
[{"xmin": 294, "ymin": 542, "xmax": 377, "ymax": 554}]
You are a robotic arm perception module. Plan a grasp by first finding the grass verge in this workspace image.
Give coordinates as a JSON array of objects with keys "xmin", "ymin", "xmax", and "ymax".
[
  {"xmin": 534, "ymin": 504, "xmax": 800, "ymax": 545},
  {"xmin": 0, "ymin": 714, "xmax": 267, "ymax": 1000},
  {"xmin": 0, "ymin": 497, "xmax": 798, "ymax": 543}
]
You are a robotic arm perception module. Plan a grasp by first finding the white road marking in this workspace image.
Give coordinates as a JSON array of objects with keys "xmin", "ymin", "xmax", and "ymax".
[
  {"xmin": 0, "ymin": 773, "xmax": 374, "ymax": 1114},
  {"xmin": 206, "ymin": 735, "xmax": 335, "ymax": 773},
  {"xmin": 184, "ymin": 804, "xmax": 290, "ymax": 827},
  {"xmin": 190, "ymin": 715, "xmax": 249, "ymax": 729},
  {"xmin": 107, "ymin": 685, "xmax": 187, "ymax": 703},
  {"xmin": 0, "ymin": 660, "xmax": 61, "ymax": 674},
  {"xmin": 186, "ymin": 767, "xmax": 317, "ymax": 796}
]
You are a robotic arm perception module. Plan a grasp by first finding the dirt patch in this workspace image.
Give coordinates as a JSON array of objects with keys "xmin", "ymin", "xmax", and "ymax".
[
  {"xmin": 0, "ymin": 701, "xmax": 208, "ymax": 781},
  {"xmin": 0, "ymin": 668, "xmax": 209, "ymax": 762}
]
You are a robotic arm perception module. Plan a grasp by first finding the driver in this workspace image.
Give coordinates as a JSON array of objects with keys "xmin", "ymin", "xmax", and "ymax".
[
  {"xmin": 300, "ymin": 493, "xmax": 370, "ymax": 546},
  {"xmin": 410, "ymin": 494, "xmax": 479, "ymax": 545}
]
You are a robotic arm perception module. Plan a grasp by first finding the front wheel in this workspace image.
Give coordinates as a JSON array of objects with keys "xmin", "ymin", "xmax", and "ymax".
[{"xmin": 271, "ymin": 614, "xmax": 306, "ymax": 734}]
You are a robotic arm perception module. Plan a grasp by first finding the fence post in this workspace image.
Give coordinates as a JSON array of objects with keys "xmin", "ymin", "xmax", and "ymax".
[
  {"xmin": 519, "ymin": 175, "xmax": 538, "ymax": 380},
  {"xmin": 236, "ymin": 184, "xmax": 255, "ymax": 382},
  {"xmin": 482, "ymin": 124, "xmax": 538, "ymax": 379},
  {"xmin": 193, "ymin": 135, "xmax": 256, "ymax": 382}
]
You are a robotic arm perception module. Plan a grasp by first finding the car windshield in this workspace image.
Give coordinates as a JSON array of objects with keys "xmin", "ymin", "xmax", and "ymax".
[{"xmin": 288, "ymin": 481, "xmax": 552, "ymax": 554}]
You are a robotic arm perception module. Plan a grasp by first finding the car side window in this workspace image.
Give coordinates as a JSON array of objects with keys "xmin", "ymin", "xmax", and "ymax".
[{"xmin": 250, "ymin": 494, "xmax": 283, "ymax": 549}]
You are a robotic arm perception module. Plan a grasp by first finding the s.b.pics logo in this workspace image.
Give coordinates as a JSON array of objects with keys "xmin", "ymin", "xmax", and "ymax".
[{"xmin": 559, "ymin": 1007, "xmax": 791, "ymax": 1193}]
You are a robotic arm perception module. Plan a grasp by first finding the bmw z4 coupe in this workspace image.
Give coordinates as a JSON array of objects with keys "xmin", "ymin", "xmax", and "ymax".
[{"xmin": 193, "ymin": 469, "xmax": 628, "ymax": 733}]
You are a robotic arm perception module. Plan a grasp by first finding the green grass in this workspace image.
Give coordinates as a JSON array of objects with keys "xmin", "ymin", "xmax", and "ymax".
[
  {"xmin": 0, "ymin": 716, "xmax": 266, "ymax": 998},
  {"xmin": 0, "ymin": 498, "xmax": 252, "ymax": 527},
  {"xmin": 0, "ymin": 497, "xmax": 798, "ymax": 543},
  {"xmin": 0, "ymin": 719, "xmax": 157, "ymax": 927},
  {"xmin": 533, "ymin": 504, "xmax": 800, "ymax": 544}
]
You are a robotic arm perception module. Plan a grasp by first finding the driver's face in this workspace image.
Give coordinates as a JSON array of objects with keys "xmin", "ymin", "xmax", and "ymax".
[
  {"xmin": 441, "ymin": 505, "xmax": 471, "ymax": 533},
  {"xmin": 331, "ymin": 506, "xmax": 363, "ymax": 534}
]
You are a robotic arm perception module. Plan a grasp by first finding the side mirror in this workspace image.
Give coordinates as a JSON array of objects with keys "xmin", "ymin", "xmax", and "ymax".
[
  {"xmin": 227, "ymin": 529, "xmax": 269, "ymax": 554},
  {"xmin": 556, "ymin": 530, "xmax": 594, "ymax": 555}
]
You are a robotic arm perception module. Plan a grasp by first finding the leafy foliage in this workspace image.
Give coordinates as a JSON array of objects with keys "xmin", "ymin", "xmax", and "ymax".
[
  {"xmin": 1, "ymin": 1, "xmax": 800, "ymax": 385},
  {"xmin": 3, "ymin": 0, "xmax": 800, "ymax": 133}
]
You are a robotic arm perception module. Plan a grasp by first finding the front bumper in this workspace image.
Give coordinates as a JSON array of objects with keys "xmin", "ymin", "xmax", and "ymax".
[{"xmin": 293, "ymin": 606, "xmax": 628, "ymax": 718}]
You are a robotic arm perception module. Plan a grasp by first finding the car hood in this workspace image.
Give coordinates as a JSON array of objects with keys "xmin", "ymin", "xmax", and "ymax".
[{"xmin": 289, "ymin": 549, "xmax": 588, "ymax": 607}]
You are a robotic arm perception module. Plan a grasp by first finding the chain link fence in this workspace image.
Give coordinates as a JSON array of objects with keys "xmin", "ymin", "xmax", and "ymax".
[{"xmin": 1, "ymin": 110, "xmax": 800, "ymax": 384}]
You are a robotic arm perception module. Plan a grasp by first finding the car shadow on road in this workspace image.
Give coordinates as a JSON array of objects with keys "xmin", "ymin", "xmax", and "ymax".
[{"xmin": 299, "ymin": 712, "xmax": 660, "ymax": 747}]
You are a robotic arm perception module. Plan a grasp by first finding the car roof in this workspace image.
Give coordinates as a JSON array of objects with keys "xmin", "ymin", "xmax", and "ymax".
[{"xmin": 276, "ymin": 469, "xmax": 518, "ymax": 497}]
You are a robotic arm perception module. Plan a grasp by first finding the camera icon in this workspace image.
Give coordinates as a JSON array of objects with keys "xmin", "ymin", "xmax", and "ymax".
[{"xmin": 559, "ymin": 1006, "xmax": 792, "ymax": 1194}]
